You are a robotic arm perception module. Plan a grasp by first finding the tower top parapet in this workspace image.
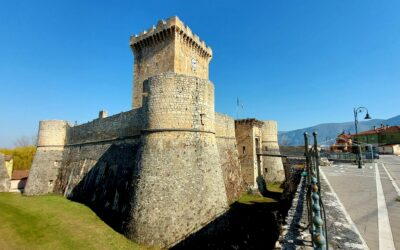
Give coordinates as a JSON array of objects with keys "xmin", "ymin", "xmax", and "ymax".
[
  {"xmin": 130, "ymin": 16, "xmax": 213, "ymax": 108},
  {"xmin": 130, "ymin": 16, "xmax": 212, "ymax": 58}
]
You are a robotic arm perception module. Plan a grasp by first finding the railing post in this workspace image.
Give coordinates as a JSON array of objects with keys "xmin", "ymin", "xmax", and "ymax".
[
  {"xmin": 313, "ymin": 132, "xmax": 321, "ymax": 194},
  {"xmin": 311, "ymin": 132, "xmax": 326, "ymax": 249},
  {"xmin": 304, "ymin": 131, "xmax": 327, "ymax": 250},
  {"xmin": 303, "ymin": 133, "xmax": 313, "ymax": 235},
  {"xmin": 303, "ymin": 132, "xmax": 310, "ymax": 178}
]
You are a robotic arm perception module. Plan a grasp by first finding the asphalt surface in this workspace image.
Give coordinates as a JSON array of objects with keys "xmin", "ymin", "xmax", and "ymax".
[{"xmin": 321, "ymin": 155, "xmax": 400, "ymax": 250}]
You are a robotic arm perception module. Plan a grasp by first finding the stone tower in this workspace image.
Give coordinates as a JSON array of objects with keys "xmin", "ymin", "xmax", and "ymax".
[
  {"xmin": 24, "ymin": 16, "xmax": 234, "ymax": 249},
  {"xmin": 131, "ymin": 16, "xmax": 212, "ymax": 109},
  {"xmin": 262, "ymin": 120, "xmax": 285, "ymax": 183},
  {"xmin": 24, "ymin": 120, "xmax": 68, "ymax": 195},
  {"xmin": 128, "ymin": 16, "xmax": 228, "ymax": 247}
]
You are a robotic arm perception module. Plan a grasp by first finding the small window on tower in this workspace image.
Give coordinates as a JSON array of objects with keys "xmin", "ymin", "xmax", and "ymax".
[
  {"xmin": 242, "ymin": 146, "xmax": 246, "ymax": 154},
  {"xmin": 191, "ymin": 58, "xmax": 198, "ymax": 71},
  {"xmin": 200, "ymin": 114, "xmax": 205, "ymax": 125}
]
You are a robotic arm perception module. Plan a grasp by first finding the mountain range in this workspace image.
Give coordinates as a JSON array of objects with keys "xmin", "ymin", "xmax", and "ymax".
[{"xmin": 278, "ymin": 115, "xmax": 400, "ymax": 146}]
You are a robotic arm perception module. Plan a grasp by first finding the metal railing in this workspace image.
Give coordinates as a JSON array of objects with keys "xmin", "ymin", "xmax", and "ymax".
[
  {"xmin": 320, "ymin": 151, "xmax": 375, "ymax": 162},
  {"xmin": 303, "ymin": 132, "xmax": 328, "ymax": 250}
]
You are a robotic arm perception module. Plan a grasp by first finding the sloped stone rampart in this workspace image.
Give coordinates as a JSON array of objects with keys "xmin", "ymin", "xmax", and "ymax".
[{"xmin": 129, "ymin": 131, "xmax": 228, "ymax": 248}]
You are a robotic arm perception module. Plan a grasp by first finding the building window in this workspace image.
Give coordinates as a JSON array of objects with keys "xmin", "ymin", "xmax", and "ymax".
[{"xmin": 242, "ymin": 146, "xmax": 246, "ymax": 154}]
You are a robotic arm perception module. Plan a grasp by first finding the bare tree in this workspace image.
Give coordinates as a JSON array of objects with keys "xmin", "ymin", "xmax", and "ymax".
[
  {"xmin": 30, "ymin": 135, "xmax": 38, "ymax": 146},
  {"xmin": 14, "ymin": 135, "xmax": 37, "ymax": 147}
]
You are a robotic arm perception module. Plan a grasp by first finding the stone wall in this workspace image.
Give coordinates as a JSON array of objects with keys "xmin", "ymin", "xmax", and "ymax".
[
  {"xmin": 235, "ymin": 119, "xmax": 264, "ymax": 189},
  {"xmin": 25, "ymin": 120, "xmax": 68, "ymax": 195},
  {"xmin": 57, "ymin": 139, "xmax": 141, "ymax": 234},
  {"xmin": 142, "ymin": 72, "xmax": 214, "ymax": 132},
  {"xmin": 0, "ymin": 154, "xmax": 10, "ymax": 192},
  {"xmin": 215, "ymin": 113, "xmax": 245, "ymax": 204},
  {"xmin": 24, "ymin": 16, "xmax": 256, "ymax": 248},
  {"xmin": 129, "ymin": 73, "xmax": 228, "ymax": 247},
  {"xmin": 26, "ymin": 72, "xmax": 232, "ymax": 248},
  {"xmin": 37, "ymin": 120, "xmax": 68, "ymax": 147},
  {"xmin": 262, "ymin": 120, "xmax": 285, "ymax": 183},
  {"xmin": 130, "ymin": 16, "xmax": 212, "ymax": 108},
  {"xmin": 130, "ymin": 131, "xmax": 227, "ymax": 248},
  {"xmin": 67, "ymin": 109, "xmax": 143, "ymax": 145},
  {"xmin": 131, "ymin": 30, "xmax": 175, "ymax": 109},
  {"xmin": 235, "ymin": 122, "xmax": 252, "ymax": 187},
  {"xmin": 24, "ymin": 148, "xmax": 64, "ymax": 195},
  {"xmin": 24, "ymin": 112, "xmax": 144, "ymax": 196}
]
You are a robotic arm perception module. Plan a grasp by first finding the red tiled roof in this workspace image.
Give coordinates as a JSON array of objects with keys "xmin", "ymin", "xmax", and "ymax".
[
  {"xmin": 11, "ymin": 170, "xmax": 29, "ymax": 180},
  {"xmin": 352, "ymin": 126, "xmax": 400, "ymax": 136},
  {"xmin": 338, "ymin": 134, "xmax": 352, "ymax": 139},
  {"xmin": 385, "ymin": 126, "xmax": 400, "ymax": 133},
  {"xmin": 355, "ymin": 130, "xmax": 379, "ymax": 136},
  {"xmin": 4, "ymin": 155, "xmax": 13, "ymax": 161}
]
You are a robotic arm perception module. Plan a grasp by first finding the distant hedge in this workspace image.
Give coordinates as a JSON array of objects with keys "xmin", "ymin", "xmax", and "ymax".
[{"xmin": 0, "ymin": 146, "xmax": 36, "ymax": 170}]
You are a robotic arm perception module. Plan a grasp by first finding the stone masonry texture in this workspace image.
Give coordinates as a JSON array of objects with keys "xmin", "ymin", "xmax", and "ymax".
[
  {"xmin": 25, "ymin": 16, "xmax": 282, "ymax": 248},
  {"xmin": 262, "ymin": 120, "xmax": 285, "ymax": 184},
  {"xmin": 215, "ymin": 113, "xmax": 245, "ymax": 203},
  {"xmin": 130, "ymin": 16, "xmax": 212, "ymax": 109},
  {"xmin": 0, "ymin": 154, "xmax": 11, "ymax": 192},
  {"xmin": 25, "ymin": 120, "xmax": 67, "ymax": 195}
]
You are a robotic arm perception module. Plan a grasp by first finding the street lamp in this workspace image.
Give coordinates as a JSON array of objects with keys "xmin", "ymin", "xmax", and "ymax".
[{"xmin": 353, "ymin": 107, "xmax": 372, "ymax": 168}]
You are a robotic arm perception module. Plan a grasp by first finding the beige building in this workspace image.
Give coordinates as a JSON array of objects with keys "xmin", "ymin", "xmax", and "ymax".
[
  {"xmin": 378, "ymin": 144, "xmax": 400, "ymax": 155},
  {"xmin": 10, "ymin": 170, "xmax": 29, "ymax": 192}
]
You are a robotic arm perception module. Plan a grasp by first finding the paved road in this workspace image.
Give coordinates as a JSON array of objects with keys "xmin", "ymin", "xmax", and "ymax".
[{"xmin": 321, "ymin": 155, "xmax": 400, "ymax": 250}]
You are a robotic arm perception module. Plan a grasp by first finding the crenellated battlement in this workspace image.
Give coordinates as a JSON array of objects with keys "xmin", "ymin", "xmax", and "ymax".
[
  {"xmin": 130, "ymin": 16, "xmax": 212, "ymax": 59},
  {"xmin": 130, "ymin": 16, "xmax": 213, "ymax": 109}
]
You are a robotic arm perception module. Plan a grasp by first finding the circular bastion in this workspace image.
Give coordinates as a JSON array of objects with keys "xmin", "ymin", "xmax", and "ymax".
[
  {"xmin": 142, "ymin": 72, "xmax": 215, "ymax": 133},
  {"xmin": 37, "ymin": 120, "xmax": 68, "ymax": 147},
  {"xmin": 262, "ymin": 120, "xmax": 285, "ymax": 183}
]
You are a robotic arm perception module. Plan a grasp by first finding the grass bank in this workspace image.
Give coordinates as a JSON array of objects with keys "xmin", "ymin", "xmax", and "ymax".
[{"xmin": 0, "ymin": 193, "xmax": 142, "ymax": 250}]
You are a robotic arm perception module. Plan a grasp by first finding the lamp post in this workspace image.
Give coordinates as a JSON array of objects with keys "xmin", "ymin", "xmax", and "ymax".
[{"xmin": 353, "ymin": 107, "xmax": 372, "ymax": 168}]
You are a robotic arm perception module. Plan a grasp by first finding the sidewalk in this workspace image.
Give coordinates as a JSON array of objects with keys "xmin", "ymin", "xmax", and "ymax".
[
  {"xmin": 321, "ymin": 160, "xmax": 400, "ymax": 250},
  {"xmin": 279, "ymin": 169, "xmax": 367, "ymax": 249}
]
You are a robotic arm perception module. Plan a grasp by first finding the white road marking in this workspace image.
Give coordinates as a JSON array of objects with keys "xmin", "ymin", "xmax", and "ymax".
[
  {"xmin": 324, "ymin": 173, "xmax": 376, "ymax": 178},
  {"xmin": 319, "ymin": 168, "xmax": 370, "ymax": 250},
  {"xmin": 381, "ymin": 163, "xmax": 400, "ymax": 197},
  {"xmin": 375, "ymin": 163, "xmax": 396, "ymax": 250}
]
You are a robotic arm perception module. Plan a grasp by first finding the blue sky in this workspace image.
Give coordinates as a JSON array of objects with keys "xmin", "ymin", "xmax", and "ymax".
[{"xmin": 1, "ymin": 0, "xmax": 399, "ymax": 147}]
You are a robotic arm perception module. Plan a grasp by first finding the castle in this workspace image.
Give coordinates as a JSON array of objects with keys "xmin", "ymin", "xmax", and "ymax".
[{"xmin": 24, "ymin": 16, "xmax": 284, "ymax": 248}]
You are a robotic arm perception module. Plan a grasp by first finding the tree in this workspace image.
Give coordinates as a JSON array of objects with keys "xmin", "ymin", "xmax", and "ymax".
[
  {"xmin": 13, "ymin": 135, "xmax": 37, "ymax": 147},
  {"xmin": 0, "ymin": 146, "xmax": 36, "ymax": 170}
]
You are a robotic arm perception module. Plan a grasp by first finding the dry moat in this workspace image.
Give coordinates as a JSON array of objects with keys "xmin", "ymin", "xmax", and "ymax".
[{"xmin": 173, "ymin": 167, "xmax": 302, "ymax": 250}]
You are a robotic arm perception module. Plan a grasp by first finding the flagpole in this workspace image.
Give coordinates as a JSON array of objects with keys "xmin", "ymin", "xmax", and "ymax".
[{"xmin": 236, "ymin": 97, "xmax": 239, "ymax": 119}]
